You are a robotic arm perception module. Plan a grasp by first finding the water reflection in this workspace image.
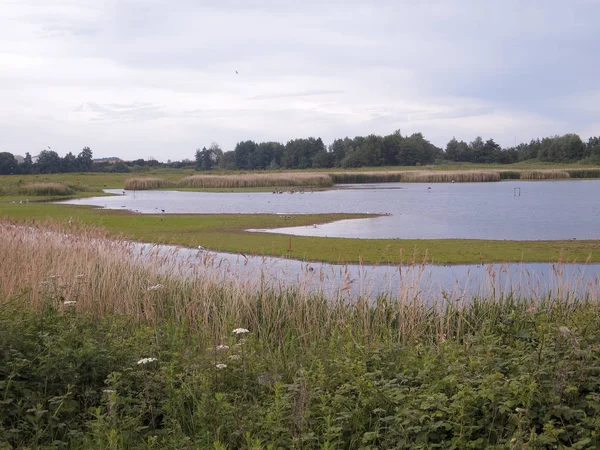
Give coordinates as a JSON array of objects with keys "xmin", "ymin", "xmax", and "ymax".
[
  {"xmin": 59, "ymin": 180, "xmax": 600, "ymax": 240},
  {"xmin": 135, "ymin": 243, "xmax": 600, "ymax": 303}
]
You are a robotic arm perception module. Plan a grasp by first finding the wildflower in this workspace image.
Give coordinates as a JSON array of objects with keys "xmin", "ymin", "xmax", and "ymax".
[
  {"xmin": 216, "ymin": 344, "xmax": 229, "ymax": 350},
  {"xmin": 216, "ymin": 363, "xmax": 227, "ymax": 370},
  {"xmin": 137, "ymin": 357, "xmax": 157, "ymax": 365},
  {"xmin": 232, "ymin": 328, "xmax": 250, "ymax": 335},
  {"xmin": 147, "ymin": 284, "xmax": 164, "ymax": 291},
  {"xmin": 102, "ymin": 389, "xmax": 115, "ymax": 394},
  {"xmin": 63, "ymin": 301, "xmax": 77, "ymax": 307},
  {"xmin": 228, "ymin": 354, "xmax": 240, "ymax": 360},
  {"xmin": 527, "ymin": 306, "xmax": 536, "ymax": 313},
  {"xmin": 559, "ymin": 326, "xmax": 570, "ymax": 335},
  {"xmin": 515, "ymin": 407, "xmax": 528, "ymax": 414}
]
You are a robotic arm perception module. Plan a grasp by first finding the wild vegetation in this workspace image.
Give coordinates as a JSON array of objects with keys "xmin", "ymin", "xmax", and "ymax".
[
  {"xmin": 2, "ymin": 221, "xmax": 600, "ymax": 448},
  {"xmin": 20, "ymin": 182, "xmax": 74, "ymax": 196},
  {"xmin": 1, "ymin": 203, "xmax": 599, "ymax": 264}
]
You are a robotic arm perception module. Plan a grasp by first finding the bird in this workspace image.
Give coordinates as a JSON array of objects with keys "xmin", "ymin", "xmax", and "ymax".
[{"xmin": 235, "ymin": 70, "xmax": 239, "ymax": 74}]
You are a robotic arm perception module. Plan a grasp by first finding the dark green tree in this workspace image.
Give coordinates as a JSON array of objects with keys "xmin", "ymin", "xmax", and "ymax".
[
  {"xmin": 36, "ymin": 150, "xmax": 62, "ymax": 174},
  {"xmin": 0, "ymin": 152, "xmax": 18, "ymax": 175},
  {"xmin": 77, "ymin": 147, "xmax": 93, "ymax": 171}
]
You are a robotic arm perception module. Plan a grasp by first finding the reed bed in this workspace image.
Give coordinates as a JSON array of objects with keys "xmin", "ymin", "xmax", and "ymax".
[
  {"xmin": 401, "ymin": 170, "xmax": 501, "ymax": 182},
  {"xmin": 20, "ymin": 182, "xmax": 73, "ymax": 196},
  {"xmin": 568, "ymin": 168, "xmax": 600, "ymax": 178},
  {"xmin": 520, "ymin": 170, "xmax": 571, "ymax": 180},
  {"xmin": 329, "ymin": 172, "xmax": 403, "ymax": 184},
  {"xmin": 1, "ymin": 219, "xmax": 597, "ymax": 348},
  {"xmin": 498, "ymin": 170, "xmax": 521, "ymax": 180},
  {"xmin": 179, "ymin": 173, "xmax": 333, "ymax": 188},
  {"xmin": 123, "ymin": 177, "xmax": 175, "ymax": 190}
]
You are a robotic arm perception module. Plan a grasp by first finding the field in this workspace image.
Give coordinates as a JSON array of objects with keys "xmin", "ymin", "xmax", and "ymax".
[{"xmin": 2, "ymin": 220, "xmax": 600, "ymax": 448}]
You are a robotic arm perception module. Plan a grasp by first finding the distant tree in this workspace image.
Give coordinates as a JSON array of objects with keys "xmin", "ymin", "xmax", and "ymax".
[
  {"xmin": 234, "ymin": 140, "xmax": 258, "ymax": 170},
  {"xmin": 77, "ymin": 147, "xmax": 93, "ymax": 171},
  {"xmin": 36, "ymin": 150, "xmax": 62, "ymax": 173},
  {"xmin": 62, "ymin": 152, "xmax": 77, "ymax": 172},
  {"xmin": 21, "ymin": 152, "xmax": 33, "ymax": 174},
  {"xmin": 282, "ymin": 137, "xmax": 325, "ymax": 169},
  {"xmin": 196, "ymin": 142, "xmax": 223, "ymax": 171},
  {"xmin": 0, "ymin": 152, "xmax": 18, "ymax": 175},
  {"xmin": 219, "ymin": 151, "xmax": 236, "ymax": 170}
]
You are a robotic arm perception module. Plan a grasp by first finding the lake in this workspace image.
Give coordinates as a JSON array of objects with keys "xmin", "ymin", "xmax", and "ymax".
[
  {"xmin": 60, "ymin": 180, "xmax": 600, "ymax": 240},
  {"xmin": 134, "ymin": 242, "xmax": 600, "ymax": 303}
]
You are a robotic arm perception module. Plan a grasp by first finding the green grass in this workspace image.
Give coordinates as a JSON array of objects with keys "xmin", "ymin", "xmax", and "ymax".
[
  {"xmin": 1, "ymin": 202, "xmax": 598, "ymax": 264},
  {"xmin": 4, "ymin": 291, "xmax": 600, "ymax": 448}
]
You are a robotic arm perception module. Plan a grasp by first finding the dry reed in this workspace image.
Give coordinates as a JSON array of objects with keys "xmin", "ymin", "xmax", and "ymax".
[
  {"xmin": 179, "ymin": 173, "xmax": 333, "ymax": 188},
  {"xmin": 124, "ymin": 177, "xmax": 175, "ymax": 190},
  {"xmin": 2, "ymin": 220, "xmax": 596, "ymax": 347},
  {"xmin": 520, "ymin": 170, "xmax": 571, "ymax": 180},
  {"xmin": 21, "ymin": 182, "xmax": 73, "ymax": 196}
]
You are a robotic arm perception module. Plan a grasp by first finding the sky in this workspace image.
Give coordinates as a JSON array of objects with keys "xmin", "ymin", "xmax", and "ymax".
[{"xmin": 0, "ymin": 0, "xmax": 599, "ymax": 161}]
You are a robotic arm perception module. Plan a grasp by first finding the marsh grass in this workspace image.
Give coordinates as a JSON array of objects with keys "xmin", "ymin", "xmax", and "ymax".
[
  {"xmin": 520, "ymin": 170, "xmax": 571, "ymax": 180},
  {"xmin": 20, "ymin": 182, "xmax": 74, "ymax": 196},
  {"xmin": 568, "ymin": 168, "xmax": 600, "ymax": 178},
  {"xmin": 180, "ymin": 173, "xmax": 333, "ymax": 188},
  {"xmin": 4, "ymin": 220, "xmax": 600, "ymax": 448},
  {"xmin": 1, "ymin": 219, "xmax": 597, "ymax": 348},
  {"xmin": 123, "ymin": 177, "xmax": 175, "ymax": 190}
]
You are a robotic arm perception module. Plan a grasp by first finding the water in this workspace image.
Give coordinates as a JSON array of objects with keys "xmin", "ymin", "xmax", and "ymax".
[
  {"xmin": 60, "ymin": 180, "xmax": 600, "ymax": 240},
  {"xmin": 135, "ymin": 243, "xmax": 600, "ymax": 302}
]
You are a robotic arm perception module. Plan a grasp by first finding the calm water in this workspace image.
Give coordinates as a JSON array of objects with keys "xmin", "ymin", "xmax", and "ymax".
[
  {"xmin": 60, "ymin": 180, "xmax": 600, "ymax": 240},
  {"xmin": 135, "ymin": 243, "xmax": 600, "ymax": 302}
]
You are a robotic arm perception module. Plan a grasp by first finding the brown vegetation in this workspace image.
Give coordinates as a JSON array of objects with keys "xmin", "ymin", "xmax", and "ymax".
[{"xmin": 21, "ymin": 182, "xmax": 73, "ymax": 196}]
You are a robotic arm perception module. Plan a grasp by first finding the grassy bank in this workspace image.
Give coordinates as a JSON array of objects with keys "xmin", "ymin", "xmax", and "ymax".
[
  {"xmin": 2, "ymin": 221, "xmax": 600, "ymax": 448},
  {"xmin": 1, "ymin": 204, "xmax": 599, "ymax": 264}
]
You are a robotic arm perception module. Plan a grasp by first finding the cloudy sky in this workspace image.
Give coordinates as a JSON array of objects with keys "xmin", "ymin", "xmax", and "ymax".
[{"xmin": 1, "ymin": 0, "xmax": 598, "ymax": 161}]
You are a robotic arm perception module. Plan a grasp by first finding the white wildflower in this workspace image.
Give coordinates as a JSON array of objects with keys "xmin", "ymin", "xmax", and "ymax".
[
  {"xmin": 215, "ymin": 363, "xmax": 227, "ymax": 370},
  {"xmin": 63, "ymin": 301, "xmax": 77, "ymax": 307},
  {"xmin": 232, "ymin": 328, "xmax": 250, "ymax": 335},
  {"xmin": 515, "ymin": 407, "xmax": 528, "ymax": 414},
  {"xmin": 102, "ymin": 389, "xmax": 115, "ymax": 394},
  {"xmin": 137, "ymin": 357, "xmax": 158, "ymax": 365},
  {"xmin": 216, "ymin": 344, "xmax": 230, "ymax": 350},
  {"xmin": 228, "ymin": 354, "xmax": 240, "ymax": 360},
  {"xmin": 147, "ymin": 284, "xmax": 164, "ymax": 291}
]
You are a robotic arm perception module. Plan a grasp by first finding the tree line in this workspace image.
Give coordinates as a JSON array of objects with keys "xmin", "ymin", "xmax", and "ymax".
[
  {"xmin": 196, "ymin": 132, "xmax": 600, "ymax": 171},
  {"xmin": 1, "ymin": 132, "xmax": 599, "ymax": 175}
]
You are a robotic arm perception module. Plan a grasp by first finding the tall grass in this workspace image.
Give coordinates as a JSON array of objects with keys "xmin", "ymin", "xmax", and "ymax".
[
  {"xmin": 180, "ymin": 173, "xmax": 333, "ymax": 188},
  {"xmin": 520, "ymin": 170, "xmax": 571, "ymax": 180},
  {"xmin": 123, "ymin": 177, "xmax": 175, "ymax": 190},
  {"xmin": 20, "ymin": 182, "xmax": 73, "ymax": 196},
  {"xmin": 568, "ymin": 169, "xmax": 600, "ymax": 178},
  {"xmin": 1, "ymin": 219, "xmax": 597, "ymax": 348}
]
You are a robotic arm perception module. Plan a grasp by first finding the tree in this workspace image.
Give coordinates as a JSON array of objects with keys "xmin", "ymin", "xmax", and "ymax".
[
  {"xmin": 0, "ymin": 152, "xmax": 18, "ymax": 175},
  {"xmin": 196, "ymin": 143, "xmax": 223, "ymax": 171},
  {"xmin": 36, "ymin": 150, "xmax": 62, "ymax": 174},
  {"xmin": 62, "ymin": 152, "xmax": 77, "ymax": 172},
  {"xmin": 21, "ymin": 152, "xmax": 33, "ymax": 174},
  {"xmin": 77, "ymin": 147, "xmax": 93, "ymax": 171}
]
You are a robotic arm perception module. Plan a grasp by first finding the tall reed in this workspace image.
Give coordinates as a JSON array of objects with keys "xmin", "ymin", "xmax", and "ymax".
[
  {"xmin": 179, "ymin": 173, "xmax": 333, "ymax": 188},
  {"xmin": 520, "ymin": 170, "xmax": 571, "ymax": 180},
  {"xmin": 20, "ymin": 182, "xmax": 73, "ymax": 196},
  {"xmin": 1, "ymin": 220, "xmax": 596, "ymax": 348},
  {"xmin": 123, "ymin": 177, "xmax": 174, "ymax": 190}
]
